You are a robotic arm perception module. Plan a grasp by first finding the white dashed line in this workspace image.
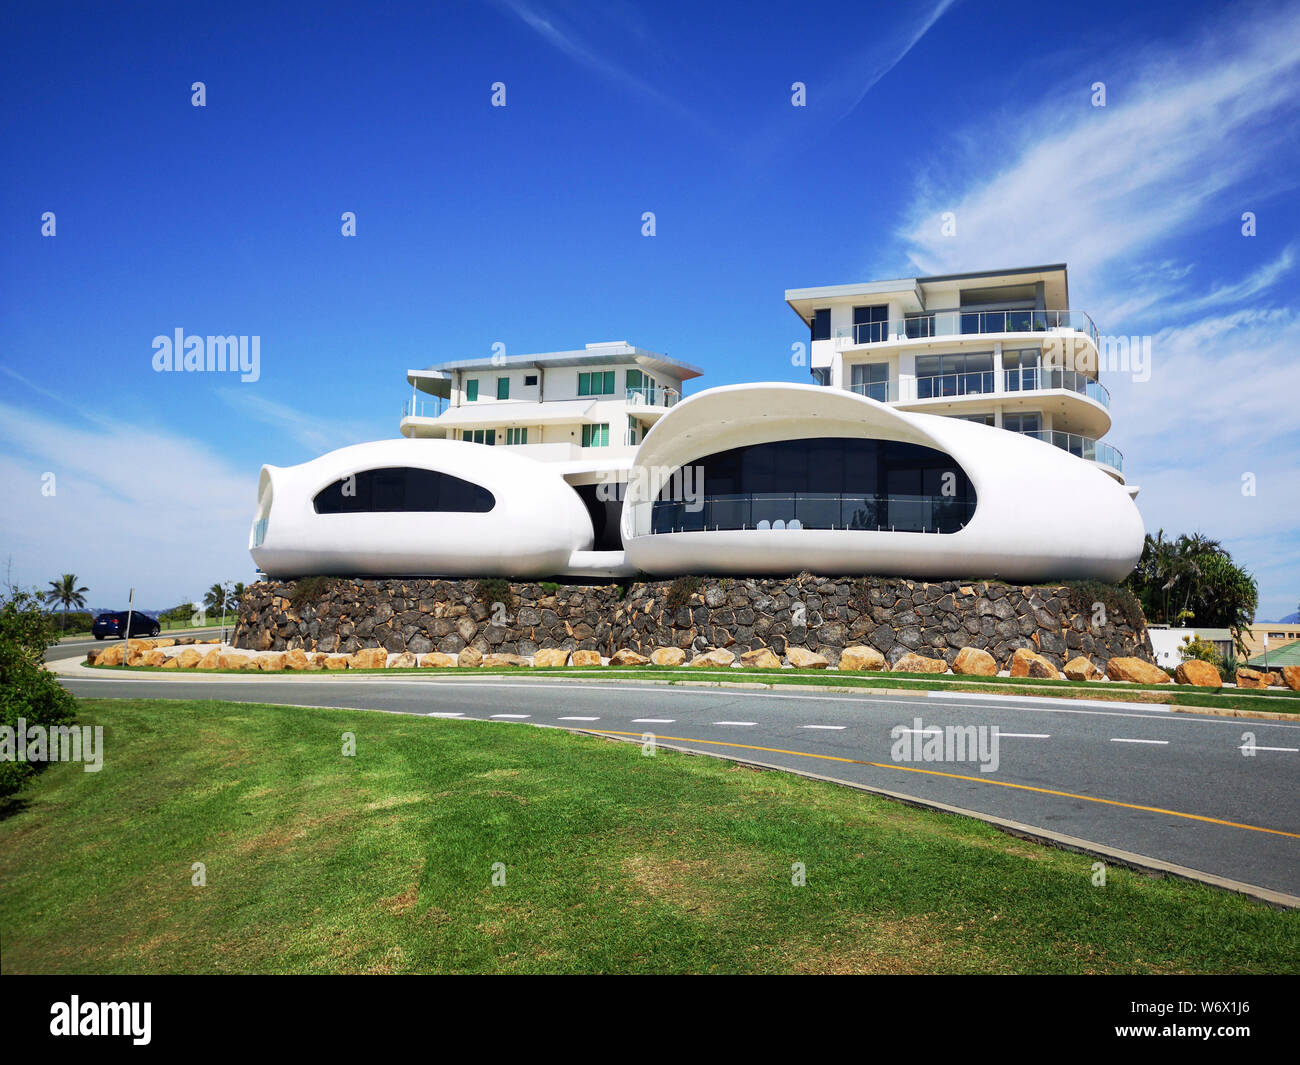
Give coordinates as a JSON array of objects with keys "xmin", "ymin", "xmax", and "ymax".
[
  {"xmin": 802, "ymin": 724, "xmax": 847, "ymax": 730},
  {"xmin": 1237, "ymin": 745, "xmax": 1300, "ymax": 753},
  {"xmin": 490, "ymin": 714, "xmax": 531, "ymax": 719},
  {"xmin": 426, "ymin": 712, "xmax": 464, "ymax": 718},
  {"xmin": 713, "ymin": 721, "xmax": 757, "ymax": 727},
  {"xmin": 632, "ymin": 718, "xmax": 675, "ymax": 724},
  {"xmin": 1110, "ymin": 737, "xmax": 1168, "ymax": 745},
  {"xmin": 997, "ymin": 733, "xmax": 1051, "ymax": 739},
  {"xmin": 557, "ymin": 716, "xmax": 600, "ymax": 722}
]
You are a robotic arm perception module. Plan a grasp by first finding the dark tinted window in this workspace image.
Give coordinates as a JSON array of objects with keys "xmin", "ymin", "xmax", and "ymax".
[
  {"xmin": 812, "ymin": 308, "xmax": 831, "ymax": 341},
  {"xmin": 314, "ymin": 467, "xmax": 495, "ymax": 514}
]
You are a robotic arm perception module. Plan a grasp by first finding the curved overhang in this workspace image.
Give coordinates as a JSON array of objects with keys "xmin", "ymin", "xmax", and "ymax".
[{"xmin": 622, "ymin": 383, "xmax": 1144, "ymax": 582}]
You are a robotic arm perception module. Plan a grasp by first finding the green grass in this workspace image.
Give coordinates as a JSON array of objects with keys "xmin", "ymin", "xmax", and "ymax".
[{"xmin": 0, "ymin": 698, "xmax": 1295, "ymax": 974}]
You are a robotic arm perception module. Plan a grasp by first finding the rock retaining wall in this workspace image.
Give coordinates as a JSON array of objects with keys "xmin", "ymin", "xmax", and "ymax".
[{"xmin": 233, "ymin": 575, "xmax": 1153, "ymax": 669}]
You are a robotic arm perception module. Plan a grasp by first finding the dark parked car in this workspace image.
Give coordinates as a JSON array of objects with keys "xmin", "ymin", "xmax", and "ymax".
[{"xmin": 92, "ymin": 612, "xmax": 160, "ymax": 639}]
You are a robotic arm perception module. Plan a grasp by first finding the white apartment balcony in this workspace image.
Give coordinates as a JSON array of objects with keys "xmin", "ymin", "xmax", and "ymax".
[
  {"xmin": 624, "ymin": 384, "xmax": 680, "ymax": 422},
  {"xmin": 832, "ymin": 307, "xmax": 1100, "ymax": 351}
]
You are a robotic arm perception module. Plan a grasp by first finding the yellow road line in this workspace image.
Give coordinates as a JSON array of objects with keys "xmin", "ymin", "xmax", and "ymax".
[{"xmin": 591, "ymin": 729, "xmax": 1300, "ymax": 841}]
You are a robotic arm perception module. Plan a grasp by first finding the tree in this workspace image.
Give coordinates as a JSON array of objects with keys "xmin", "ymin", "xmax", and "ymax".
[
  {"xmin": 202, "ymin": 583, "xmax": 227, "ymax": 613},
  {"xmin": 43, "ymin": 573, "xmax": 89, "ymax": 631}
]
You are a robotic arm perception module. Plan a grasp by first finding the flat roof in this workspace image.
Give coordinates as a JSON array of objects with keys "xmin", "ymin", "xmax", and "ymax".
[{"xmin": 418, "ymin": 342, "xmax": 703, "ymax": 380}]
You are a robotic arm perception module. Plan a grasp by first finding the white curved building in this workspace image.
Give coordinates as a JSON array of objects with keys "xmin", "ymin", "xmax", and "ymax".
[{"xmin": 249, "ymin": 264, "xmax": 1144, "ymax": 582}]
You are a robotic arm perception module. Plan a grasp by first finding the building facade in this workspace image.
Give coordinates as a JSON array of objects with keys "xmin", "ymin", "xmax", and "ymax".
[{"xmin": 249, "ymin": 265, "xmax": 1145, "ymax": 583}]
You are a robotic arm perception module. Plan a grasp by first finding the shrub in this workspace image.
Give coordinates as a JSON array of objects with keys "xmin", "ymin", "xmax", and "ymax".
[
  {"xmin": 1062, "ymin": 580, "xmax": 1143, "ymax": 629},
  {"xmin": 0, "ymin": 587, "xmax": 78, "ymax": 798},
  {"xmin": 49, "ymin": 610, "xmax": 94, "ymax": 632},
  {"xmin": 475, "ymin": 578, "xmax": 514, "ymax": 611},
  {"xmin": 666, "ymin": 575, "xmax": 702, "ymax": 611},
  {"xmin": 1177, "ymin": 634, "xmax": 1222, "ymax": 671},
  {"xmin": 289, "ymin": 576, "xmax": 338, "ymax": 607}
]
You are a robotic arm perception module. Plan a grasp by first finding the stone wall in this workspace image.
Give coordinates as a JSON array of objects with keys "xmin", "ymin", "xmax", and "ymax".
[{"xmin": 234, "ymin": 576, "xmax": 1153, "ymax": 669}]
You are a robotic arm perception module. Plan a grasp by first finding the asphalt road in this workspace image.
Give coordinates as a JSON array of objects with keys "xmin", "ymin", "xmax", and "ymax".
[{"xmin": 56, "ymin": 667, "xmax": 1300, "ymax": 902}]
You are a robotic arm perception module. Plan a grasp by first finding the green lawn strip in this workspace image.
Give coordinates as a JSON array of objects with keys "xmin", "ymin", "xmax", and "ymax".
[
  {"xmin": 79, "ymin": 662, "xmax": 1300, "ymax": 715},
  {"xmin": 0, "ymin": 698, "xmax": 1295, "ymax": 974}
]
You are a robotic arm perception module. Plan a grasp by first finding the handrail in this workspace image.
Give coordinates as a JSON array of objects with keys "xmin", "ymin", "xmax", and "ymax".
[
  {"xmin": 1018, "ymin": 429, "xmax": 1123, "ymax": 473},
  {"xmin": 835, "ymin": 307, "xmax": 1100, "ymax": 347},
  {"xmin": 648, "ymin": 492, "xmax": 976, "ymax": 535}
]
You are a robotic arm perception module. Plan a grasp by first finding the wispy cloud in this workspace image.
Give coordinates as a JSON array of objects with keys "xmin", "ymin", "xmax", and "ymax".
[{"xmin": 221, "ymin": 390, "xmax": 373, "ymax": 454}]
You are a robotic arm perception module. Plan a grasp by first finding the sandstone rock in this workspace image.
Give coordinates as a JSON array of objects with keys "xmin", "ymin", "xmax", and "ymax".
[
  {"xmin": 388, "ymin": 651, "xmax": 418, "ymax": 669},
  {"xmin": 154, "ymin": 638, "xmax": 176, "ymax": 648},
  {"xmin": 740, "ymin": 647, "xmax": 782, "ymax": 669},
  {"xmin": 161, "ymin": 656, "xmax": 179, "ymax": 669},
  {"xmin": 650, "ymin": 647, "xmax": 686, "ymax": 666},
  {"xmin": 892, "ymin": 652, "xmax": 948, "ymax": 674},
  {"xmin": 323, "ymin": 654, "xmax": 350, "ymax": 670},
  {"xmin": 284, "ymin": 649, "xmax": 310, "ymax": 671},
  {"xmin": 1264, "ymin": 670, "xmax": 1283, "ymax": 687},
  {"xmin": 258, "ymin": 652, "xmax": 287, "ymax": 671},
  {"xmin": 308, "ymin": 652, "xmax": 329, "ymax": 670},
  {"xmin": 1063, "ymin": 656, "xmax": 1102, "ymax": 682},
  {"xmin": 952, "ymin": 647, "xmax": 997, "ymax": 676},
  {"xmin": 571, "ymin": 650, "xmax": 602, "ymax": 667},
  {"xmin": 1282, "ymin": 665, "xmax": 1300, "ymax": 692},
  {"xmin": 481, "ymin": 653, "xmax": 529, "ymax": 668},
  {"xmin": 786, "ymin": 647, "xmax": 829, "ymax": 669},
  {"xmin": 418, "ymin": 652, "xmax": 459, "ymax": 668},
  {"xmin": 1010, "ymin": 648, "xmax": 1061, "ymax": 680},
  {"xmin": 1234, "ymin": 667, "xmax": 1268, "ymax": 690},
  {"xmin": 1174, "ymin": 659, "xmax": 1221, "ymax": 687},
  {"xmin": 609, "ymin": 648, "xmax": 651, "ymax": 667},
  {"xmin": 839, "ymin": 645, "xmax": 887, "ymax": 671},
  {"xmin": 350, "ymin": 647, "xmax": 388, "ymax": 670},
  {"xmin": 533, "ymin": 648, "xmax": 571, "ymax": 668},
  {"xmin": 690, "ymin": 648, "xmax": 735, "ymax": 668},
  {"xmin": 1106, "ymin": 657, "xmax": 1171, "ymax": 684},
  {"xmin": 126, "ymin": 639, "xmax": 154, "ymax": 652},
  {"xmin": 219, "ymin": 653, "xmax": 253, "ymax": 670},
  {"xmin": 142, "ymin": 650, "xmax": 167, "ymax": 668},
  {"xmin": 177, "ymin": 648, "xmax": 204, "ymax": 669},
  {"xmin": 98, "ymin": 645, "xmax": 124, "ymax": 666},
  {"xmin": 197, "ymin": 649, "xmax": 221, "ymax": 669}
]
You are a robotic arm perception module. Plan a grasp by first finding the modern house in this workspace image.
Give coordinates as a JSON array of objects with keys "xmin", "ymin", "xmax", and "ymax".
[{"xmin": 249, "ymin": 265, "xmax": 1145, "ymax": 583}]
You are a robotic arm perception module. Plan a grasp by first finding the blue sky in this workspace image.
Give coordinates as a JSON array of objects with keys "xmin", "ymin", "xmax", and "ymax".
[{"xmin": 1, "ymin": 0, "xmax": 1297, "ymax": 618}]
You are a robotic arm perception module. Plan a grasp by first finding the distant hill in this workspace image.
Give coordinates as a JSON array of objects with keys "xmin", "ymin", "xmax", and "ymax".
[{"xmin": 1277, "ymin": 611, "xmax": 1300, "ymax": 624}]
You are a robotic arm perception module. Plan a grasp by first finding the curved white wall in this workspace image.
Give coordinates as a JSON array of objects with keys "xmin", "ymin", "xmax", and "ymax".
[
  {"xmin": 622, "ymin": 383, "xmax": 1144, "ymax": 582},
  {"xmin": 249, "ymin": 439, "xmax": 595, "ymax": 578}
]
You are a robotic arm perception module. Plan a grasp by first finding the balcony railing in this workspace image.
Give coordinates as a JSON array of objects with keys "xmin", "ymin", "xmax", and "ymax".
[
  {"xmin": 1004, "ymin": 368, "xmax": 1110, "ymax": 407},
  {"xmin": 848, "ymin": 380, "xmax": 891, "ymax": 402},
  {"xmin": 914, "ymin": 370, "xmax": 995, "ymax": 400},
  {"xmin": 836, "ymin": 307, "xmax": 1100, "ymax": 348},
  {"xmin": 625, "ymin": 385, "xmax": 680, "ymax": 408},
  {"xmin": 402, "ymin": 397, "xmax": 447, "ymax": 419},
  {"xmin": 1019, "ymin": 429, "xmax": 1123, "ymax": 473},
  {"xmin": 649, "ymin": 493, "xmax": 976, "ymax": 535}
]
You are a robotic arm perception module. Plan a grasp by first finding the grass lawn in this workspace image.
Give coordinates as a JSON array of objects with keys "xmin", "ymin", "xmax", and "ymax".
[{"xmin": 1, "ymin": 698, "xmax": 1296, "ymax": 974}]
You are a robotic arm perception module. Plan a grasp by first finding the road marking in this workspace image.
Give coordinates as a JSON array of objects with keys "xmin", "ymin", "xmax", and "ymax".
[
  {"xmin": 1111, "ymin": 738, "xmax": 1169, "ymax": 745},
  {"xmin": 998, "ymin": 733, "xmax": 1051, "ymax": 739},
  {"xmin": 581, "ymin": 730, "xmax": 1300, "ymax": 841},
  {"xmin": 490, "ymin": 714, "xmax": 531, "ymax": 719},
  {"xmin": 557, "ymin": 716, "xmax": 599, "ymax": 722},
  {"xmin": 802, "ymin": 724, "xmax": 846, "ymax": 730},
  {"xmin": 713, "ymin": 721, "xmax": 756, "ymax": 727},
  {"xmin": 632, "ymin": 718, "xmax": 675, "ymax": 724},
  {"xmin": 1237, "ymin": 745, "xmax": 1300, "ymax": 753},
  {"xmin": 426, "ymin": 712, "xmax": 464, "ymax": 718},
  {"xmin": 895, "ymin": 727, "xmax": 942, "ymax": 734}
]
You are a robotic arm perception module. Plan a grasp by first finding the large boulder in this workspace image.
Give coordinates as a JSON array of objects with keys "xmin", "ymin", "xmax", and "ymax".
[
  {"xmin": 571, "ymin": 650, "xmax": 602, "ymax": 667},
  {"xmin": 650, "ymin": 647, "xmax": 686, "ymax": 667},
  {"xmin": 323, "ymin": 654, "xmax": 350, "ymax": 670},
  {"xmin": 481, "ymin": 653, "xmax": 529, "ymax": 668},
  {"xmin": 1174, "ymin": 659, "xmax": 1221, "ymax": 688},
  {"xmin": 1282, "ymin": 665, "xmax": 1300, "ymax": 692},
  {"xmin": 419, "ymin": 652, "xmax": 459, "ymax": 668},
  {"xmin": 690, "ymin": 648, "xmax": 736, "ymax": 668},
  {"xmin": 98, "ymin": 645, "xmax": 124, "ymax": 666},
  {"xmin": 141, "ymin": 650, "xmax": 167, "ymax": 668},
  {"xmin": 349, "ymin": 648, "xmax": 387, "ymax": 670},
  {"xmin": 1063, "ymin": 656, "xmax": 1102, "ymax": 682},
  {"xmin": 154, "ymin": 638, "xmax": 176, "ymax": 648},
  {"xmin": 892, "ymin": 652, "xmax": 948, "ymax": 674},
  {"xmin": 197, "ymin": 648, "xmax": 222, "ymax": 670},
  {"xmin": 533, "ymin": 648, "xmax": 571, "ymax": 668},
  {"xmin": 740, "ymin": 647, "xmax": 782, "ymax": 669},
  {"xmin": 161, "ymin": 656, "xmax": 180, "ymax": 669},
  {"xmin": 219, "ymin": 653, "xmax": 254, "ymax": 670},
  {"xmin": 952, "ymin": 647, "xmax": 997, "ymax": 676},
  {"xmin": 786, "ymin": 647, "xmax": 829, "ymax": 669},
  {"xmin": 839, "ymin": 645, "xmax": 887, "ymax": 671},
  {"xmin": 1234, "ymin": 667, "xmax": 1268, "ymax": 690},
  {"xmin": 456, "ymin": 647, "xmax": 483, "ymax": 668},
  {"xmin": 284, "ymin": 649, "xmax": 310, "ymax": 671},
  {"xmin": 1106, "ymin": 657, "xmax": 1171, "ymax": 684},
  {"xmin": 176, "ymin": 648, "xmax": 204, "ymax": 669},
  {"xmin": 307, "ymin": 652, "xmax": 329, "ymax": 670},
  {"xmin": 1264, "ymin": 670, "xmax": 1283, "ymax": 688},
  {"xmin": 609, "ymin": 649, "xmax": 651, "ymax": 667},
  {"xmin": 258, "ymin": 652, "xmax": 287, "ymax": 671},
  {"xmin": 1010, "ymin": 648, "xmax": 1061, "ymax": 680},
  {"xmin": 387, "ymin": 651, "xmax": 417, "ymax": 669}
]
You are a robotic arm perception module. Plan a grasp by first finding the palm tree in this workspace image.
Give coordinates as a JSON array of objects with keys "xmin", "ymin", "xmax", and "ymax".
[
  {"xmin": 44, "ymin": 573, "xmax": 89, "ymax": 630},
  {"xmin": 230, "ymin": 582, "xmax": 247, "ymax": 609},
  {"xmin": 203, "ymin": 583, "xmax": 227, "ymax": 614},
  {"xmin": 1174, "ymin": 532, "xmax": 1223, "ymax": 623}
]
